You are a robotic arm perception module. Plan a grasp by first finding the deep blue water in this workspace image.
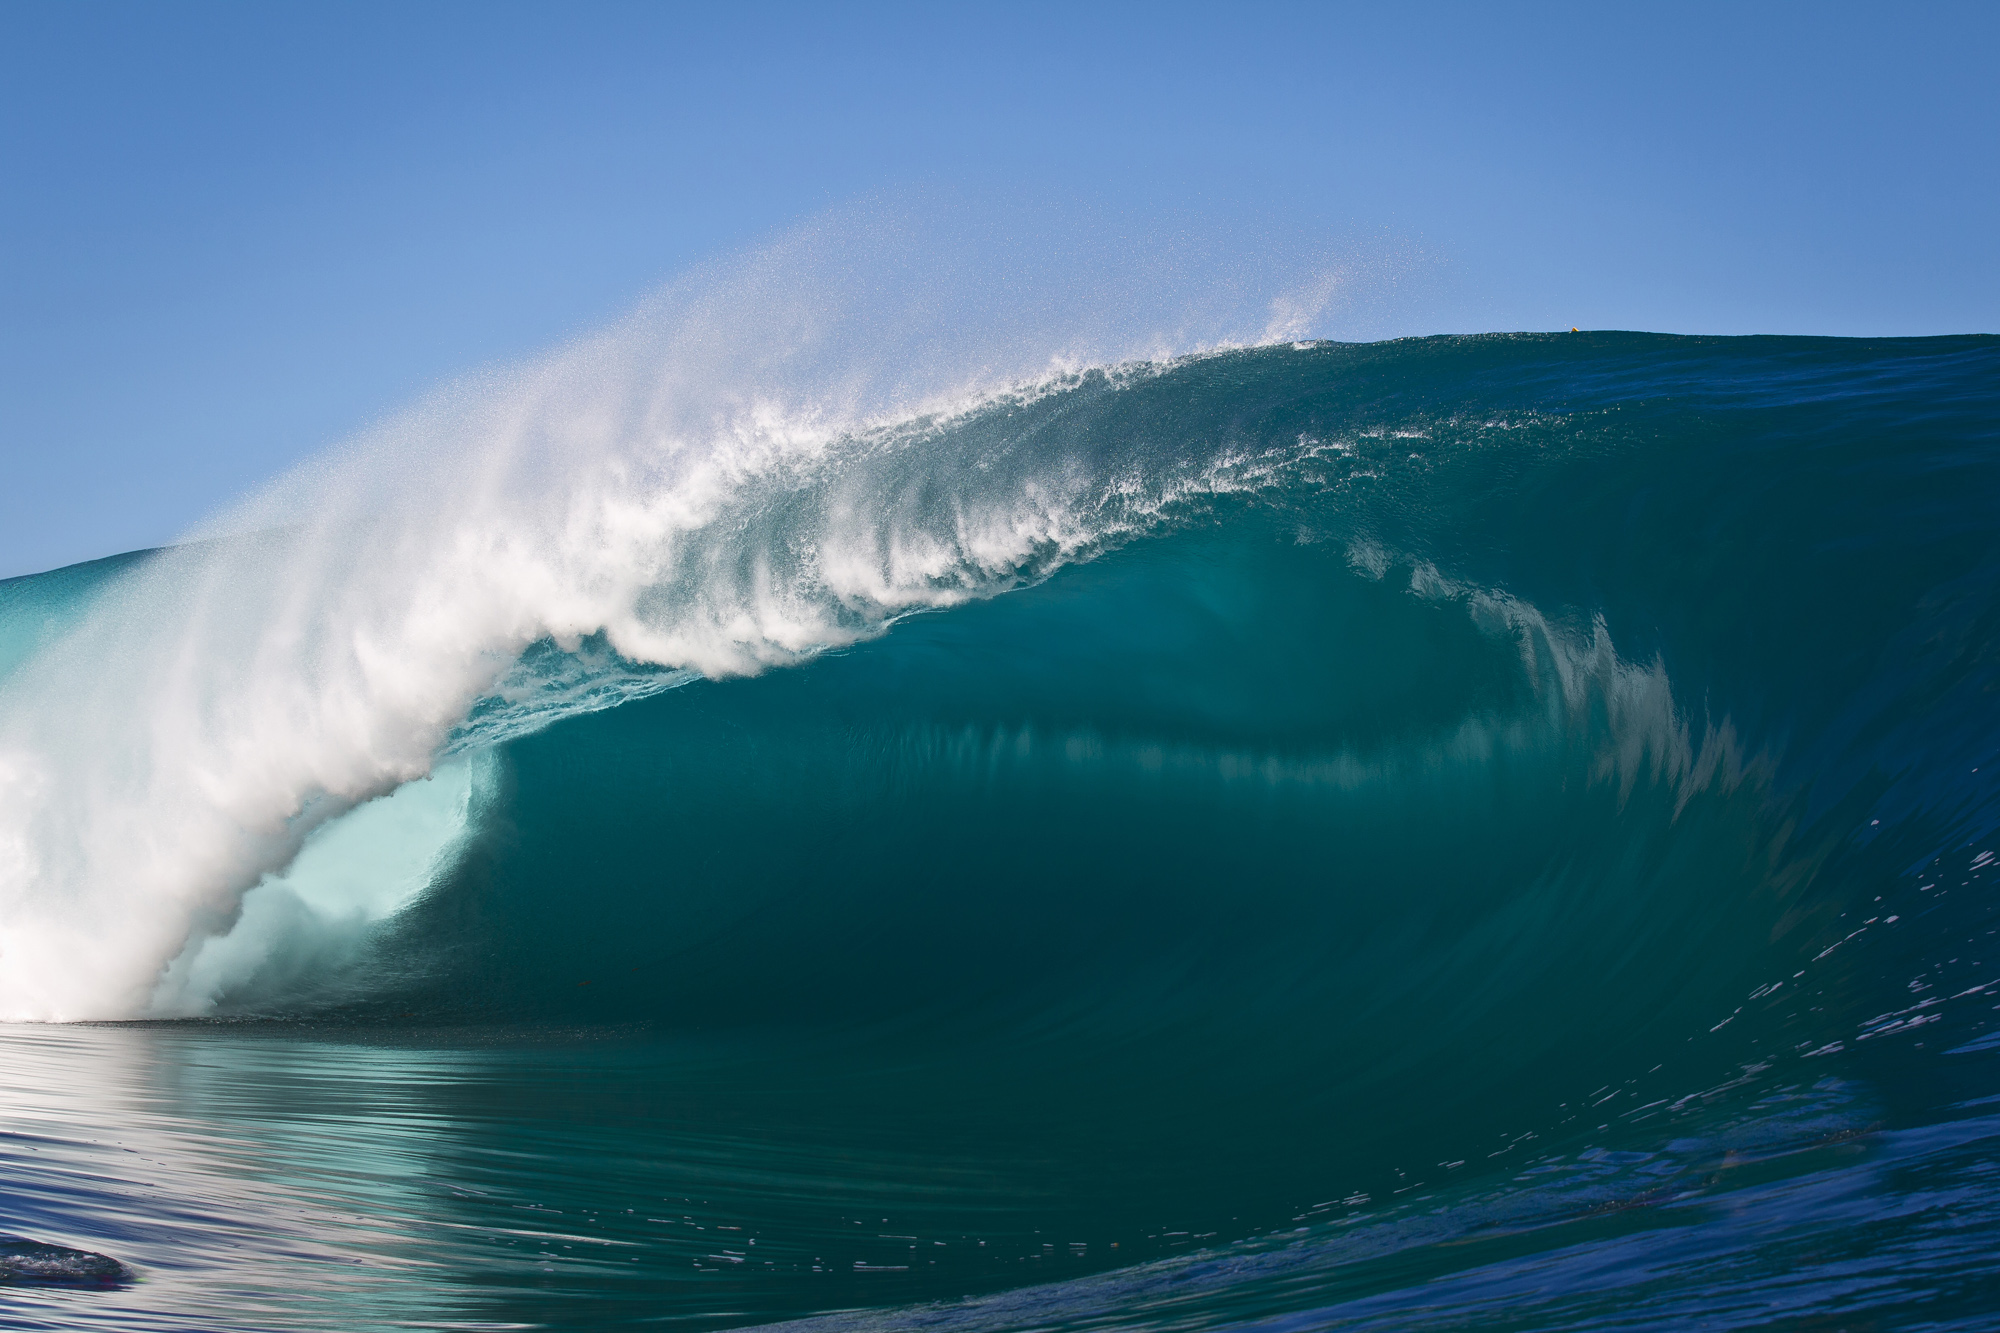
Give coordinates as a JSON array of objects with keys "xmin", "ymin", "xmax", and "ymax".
[{"xmin": 3, "ymin": 333, "xmax": 1999, "ymax": 1330}]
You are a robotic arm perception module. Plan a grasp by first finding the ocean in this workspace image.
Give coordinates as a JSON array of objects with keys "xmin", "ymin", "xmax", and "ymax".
[{"xmin": 1, "ymin": 332, "xmax": 1998, "ymax": 1330}]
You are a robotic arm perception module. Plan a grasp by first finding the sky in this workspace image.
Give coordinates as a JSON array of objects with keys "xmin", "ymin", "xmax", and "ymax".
[{"xmin": 2, "ymin": 1, "xmax": 1995, "ymax": 578}]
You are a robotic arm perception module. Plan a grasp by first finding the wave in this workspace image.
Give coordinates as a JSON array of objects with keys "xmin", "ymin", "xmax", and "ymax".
[
  {"xmin": 3, "ymin": 310, "xmax": 1999, "ymax": 1328},
  {"xmin": 2, "ymin": 328, "xmax": 1997, "ymax": 1040}
]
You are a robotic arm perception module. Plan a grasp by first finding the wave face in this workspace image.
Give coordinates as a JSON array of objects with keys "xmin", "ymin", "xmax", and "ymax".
[{"xmin": 3, "ymin": 331, "xmax": 2000, "ymax": 1331}]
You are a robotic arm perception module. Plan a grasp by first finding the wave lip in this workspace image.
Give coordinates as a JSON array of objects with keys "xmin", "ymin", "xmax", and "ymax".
[
  {"xmin": 0, "ymin": 354, "xmax": 1257, "ymax": 1021},
  {"xmin": 0, "ymin": 278, "xmax": 1275, "ymax": 1024}
]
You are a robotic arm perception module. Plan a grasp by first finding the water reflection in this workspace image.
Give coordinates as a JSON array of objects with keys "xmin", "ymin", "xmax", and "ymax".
[
  {"xmin": 0, "ymin": 1023, "xmax": 1214, "ymax": 1331},
  {"xmin": 1, "ymin": 1021, "xmax": 1996, "ymax": 1332},
  {"xmin": 0, "ymin": 1023, "xmax": 476, "ymax": 1328}
]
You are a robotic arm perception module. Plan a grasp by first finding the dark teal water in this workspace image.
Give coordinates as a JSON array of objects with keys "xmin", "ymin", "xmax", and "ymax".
[{"xmin": 4, "ymin": 333, "xmax": 2000, "ymax": 1330}]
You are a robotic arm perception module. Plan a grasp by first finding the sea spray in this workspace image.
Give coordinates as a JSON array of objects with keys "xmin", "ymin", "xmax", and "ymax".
[{"xmin": 0, "ymin": 212, "xmax": 1368, "ymax": 1021}]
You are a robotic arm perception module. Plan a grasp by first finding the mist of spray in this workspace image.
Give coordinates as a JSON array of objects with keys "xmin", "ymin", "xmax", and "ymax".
[{"xmin": 0, "ymin": 201, "xmax": 1422, "ymax": 1021}]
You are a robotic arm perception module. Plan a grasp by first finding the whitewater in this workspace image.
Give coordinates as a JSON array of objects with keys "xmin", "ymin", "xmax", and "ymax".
[{"xmin": 0, "ymin": 222, "xmax": 1343, "ymax": 1022}]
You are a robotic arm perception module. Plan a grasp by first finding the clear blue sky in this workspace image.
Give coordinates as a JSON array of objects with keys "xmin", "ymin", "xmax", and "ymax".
[{"xmin": 3, "ymin": 1, "xmax": 1994, "ymax": 578}]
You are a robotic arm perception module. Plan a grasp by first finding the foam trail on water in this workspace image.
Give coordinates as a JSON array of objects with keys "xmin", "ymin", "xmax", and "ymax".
[{"xmin": 0, "ymin": 208, "xmax": 1372, "ymax": 1021}]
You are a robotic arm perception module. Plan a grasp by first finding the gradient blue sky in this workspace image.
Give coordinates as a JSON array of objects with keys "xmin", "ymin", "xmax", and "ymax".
[{"xmin": 4, "ymin": 1, "xmax": 1995, "ymax": 577}]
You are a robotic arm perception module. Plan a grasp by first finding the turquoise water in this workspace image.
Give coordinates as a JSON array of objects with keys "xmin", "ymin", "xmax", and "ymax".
[{"xmin": 2, "ymin": 333, "xmax": 1999, "ymax": 1329}]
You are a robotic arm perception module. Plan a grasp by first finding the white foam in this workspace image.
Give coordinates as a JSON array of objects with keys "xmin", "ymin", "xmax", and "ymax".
[{"xmin": 0, "ymin": 208, "xmax": 1370, "ymax": 1020}]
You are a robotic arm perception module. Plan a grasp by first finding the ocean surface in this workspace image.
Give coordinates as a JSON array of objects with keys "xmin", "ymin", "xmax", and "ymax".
[{"xmin": 2, "ymin": 332, "xmax": 1999, "ymax": 1330}]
